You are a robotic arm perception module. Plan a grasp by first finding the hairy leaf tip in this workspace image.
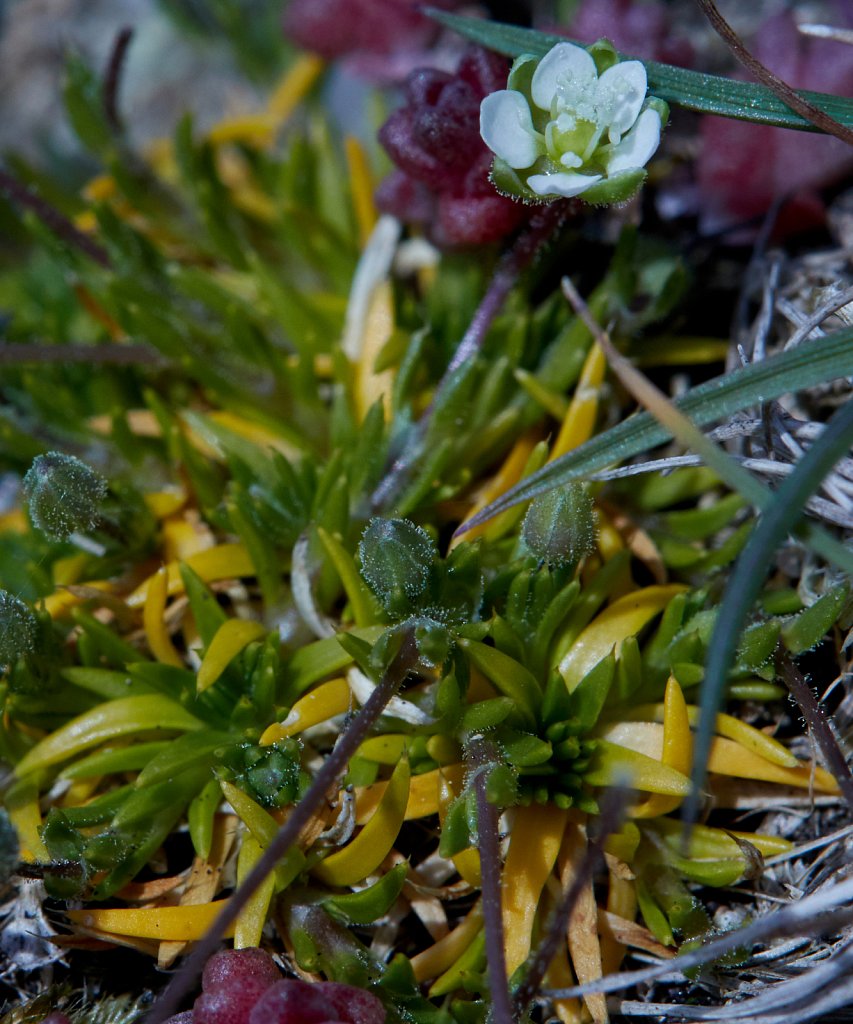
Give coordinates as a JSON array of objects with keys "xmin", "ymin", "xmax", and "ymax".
[
  {"xmin": 522, "ymin": 482, "xmax": 596, "ymax": 569},
  {"xmin": 358, "ymin": 517, "xmax": 437, "ymax": 616},
  {"xmin": 23, "ymin": 451, "xmax": 108, "ymax": 540},
  {"xmin": 0, "ymin": 589, "xmax": 38, "ymax": 664}
]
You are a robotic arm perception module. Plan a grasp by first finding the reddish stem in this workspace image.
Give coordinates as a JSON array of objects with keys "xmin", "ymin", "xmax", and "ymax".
[
  {"xmin": 0, "ymin": 169, "xmax": 111, "ymax": 269},
  {"xmin": 371, "ymin": 200, "xmax": 570, "ymax": 512},
  {"xmin": 103, "ymin": 27, "xmax": 134, "ymax": 133},
  {"xmin": 468, "ymin": 738, "xmax": 513, "ymax": 1024}
]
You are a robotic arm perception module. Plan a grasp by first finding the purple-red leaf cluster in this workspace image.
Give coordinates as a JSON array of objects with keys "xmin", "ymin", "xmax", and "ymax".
[
  {"xmin": 377, "ymin": 48, "xmax": 528, "ymax": 246},
  {"xmin": 158, "ymin": 949, "xmax": 386, "ymax": 1024}
]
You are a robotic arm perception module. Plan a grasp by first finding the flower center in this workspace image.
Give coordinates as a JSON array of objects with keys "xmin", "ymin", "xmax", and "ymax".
[{"xmin": 543, "ymin": 72, "xmax": 617, "ymax": 172}]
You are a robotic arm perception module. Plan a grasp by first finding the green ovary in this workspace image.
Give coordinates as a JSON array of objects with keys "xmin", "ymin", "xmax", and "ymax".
[{"xmin": 544, "ymin": 114, "xmax": 603, "ymax": 172}]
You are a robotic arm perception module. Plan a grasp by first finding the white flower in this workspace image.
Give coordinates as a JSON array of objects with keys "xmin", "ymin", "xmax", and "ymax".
[{"xmin": 479, "ymin": 41, "xmax": 666, "ymax": 205}]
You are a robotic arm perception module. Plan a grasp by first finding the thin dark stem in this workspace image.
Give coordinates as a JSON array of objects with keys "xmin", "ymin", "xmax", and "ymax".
[
  {"xmin": 103, "ymin": 27, "xmax": 134, "ymax": 132},
  {"xmin": 776, "ymin": 648, "xmax": 853, "ymax": 813},
  {"xmin": 547, "ymin": 878, "xmax": 853, "ymax": 1001},
  {"xmin": 0, "ymin": 343, "xmax": 164, "ymax": 367},
  {"xmin": 371, "ymin": 201, "xmax": 570, "ymax": 512},
  {"xmin": 442, "ymin": 203, "xmax": 568, "ymax": 379},
  {"xmin": 512, "ymin": 787, "xmax": 627, "ymax": 1020},
  {"xmin": 146, "ymin": 631, "xmax": 417, "ymax": 1024},
  {"xmin": 467, "ymin": 737, "xmax": 514, "ymax": 1024},
  {"xmin": 695, "ymin": 0, "xmax": 853, "ymax": 146},
  {"xmin": 0, "ymin": 169, "xmax": 111, "ymax": 269}
]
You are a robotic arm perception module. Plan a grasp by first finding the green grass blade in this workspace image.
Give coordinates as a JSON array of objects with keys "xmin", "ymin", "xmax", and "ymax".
[
  {"xmin": 461, "ymin": 326, "xmax": 853, "ymax": 530},
  {"xmin": 566, "ymin": 303, "xmax": 853, "ymax": 575},
  {"xmin": 427, "ymin": 11, "xmax": 853, "ymax": 132},
  {"xmin": 686, "ymin": 397, "xmax": 853, "ymax": 824}
]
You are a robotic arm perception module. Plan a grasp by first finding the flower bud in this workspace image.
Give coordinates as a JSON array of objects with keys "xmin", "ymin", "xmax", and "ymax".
[
  {"xmin": 522, "ymin": 483, "xmax": 596, "ymax": 570},
  {"xmin": 23, "ymin": 452, "xmax": 107, "ymax": 540},
  {"xmin": 358, "ymin": 517, "xmax": 436, "ymax": 617},
  {"xmin": 0, "ymin": 590, "xmax": 38, "ymax": 664},
  {"xmin": 412, "ymin": 616, "xmax": 452, "ymax": 667}
]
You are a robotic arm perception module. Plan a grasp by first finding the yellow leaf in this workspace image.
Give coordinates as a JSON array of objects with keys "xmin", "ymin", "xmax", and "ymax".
[
  {"xmin": 207, "ymin": 113, "xmax": 279, "ymax": 147},
  {"xmin": 355, "ymin": 280, "xmax": 395, "ymax": 422},
  {"xmin": 632, "ymin": 676, "xmax": 692, "ymax": 818},
  {"xmin": 452, "ymin": 433, "xmax": 540, "ymax": 547},
  {"xmin": 355, "ymin": 764, "xmax": 464, "ymax": 824},
  {"xmin": 143, "ymin": 488, "xmax": 186, "ymax": 519},
  {"xmin": 61, "ymin": 775, "xmax": 101, "ymax": 807},
  {"xmin": 314, "ymin": 757, "xmax": 410, "ymax": 887},
  {"xmin": 410, "ymin": 902, "xmax": 483, "ymax": 982},
  {"xmin": 67, "ymin": 901, "xmax": 235, "ymax": 940},
  {"xmin": 128, "ymin": 544, "xmax": 256, "ymax": 608},
  {"xmin": 708, "ymin": 736, "xmax": 838, "ymax": 792},
  {"xmin": 550, "ymin": 342, "xmax": 607, "ymax": 462},
  {"xmin": 267, "ymin": 54, "xmax": 325, "ymax": 121},
  {"xmin": 161, "ymin": 517, "xmax": 210, "ymax": 563},
  {"xmin": 595, "ymin": 506, "xmax": 625, "ymax": 562},
  {"xmin": 52, "ymin": 553, "xmax": 88, "ymax": 586},
  {"xmin": 559, "ymin": 585, "xmax": 687, "ymax": 691},
  {"xmin": 159, "ymin": 814, "xmax": 238, "ymax": 968},
  {"xmin": 708, "ymin": 712, "xmax": 799, "ymax": 768},
  {"xmin": 5, "ymin": 780, "xmax": 48, "ymax": 862},
  {"xmin": 143, "ymin": 566, "xmax": 183, "ymax": 668},
  {"xmin": 260, "ymin": 677, "xmax": 351, "ymax": 744},
  {"xmin": 345, "ymin": 136, "xmax": 377, "ymax": 248},
  {"xmin": 502, "ymin": 804, "xmax": 568, "ymax": 975},
  {"xmin": 83, "ymin": 174, "xmax": 117, "ymax": 202},
  {"xmin": 624, "ymin": 701, "xmax": 799, "ymax": 768},
  {"xmin": 197, "ymin": 619, "xmax": 267, "ymax": 692},
  {"xmin": 219, "ymin": 780, "xmax": 307, "ymax": 890},
  {"xmin": 598, "ymin": 721, "xmax": 838, "ymax": 792}
]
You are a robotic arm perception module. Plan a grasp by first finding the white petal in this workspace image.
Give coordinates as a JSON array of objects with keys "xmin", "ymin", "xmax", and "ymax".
[
  {"xmin": 605, "ymin": 107, "xmax": 661, "ymax": 174},
  {"xmin": 597, "ymin": 60, "xmax": 647, "ymax": 138},
  {"xmin": 480, "ymin": 90, "xmax": 541, "ymax": 169},
  {"xmin": 348, "ymin": 667, "xmax": 435, "ymax": 725},
  {"xmin": 531, "ymin": 42, "xmax": 597, "ymax": 111},
  {"xmin": 527, "ymin": 171, "xmax": 601, "ymax": 197}
]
